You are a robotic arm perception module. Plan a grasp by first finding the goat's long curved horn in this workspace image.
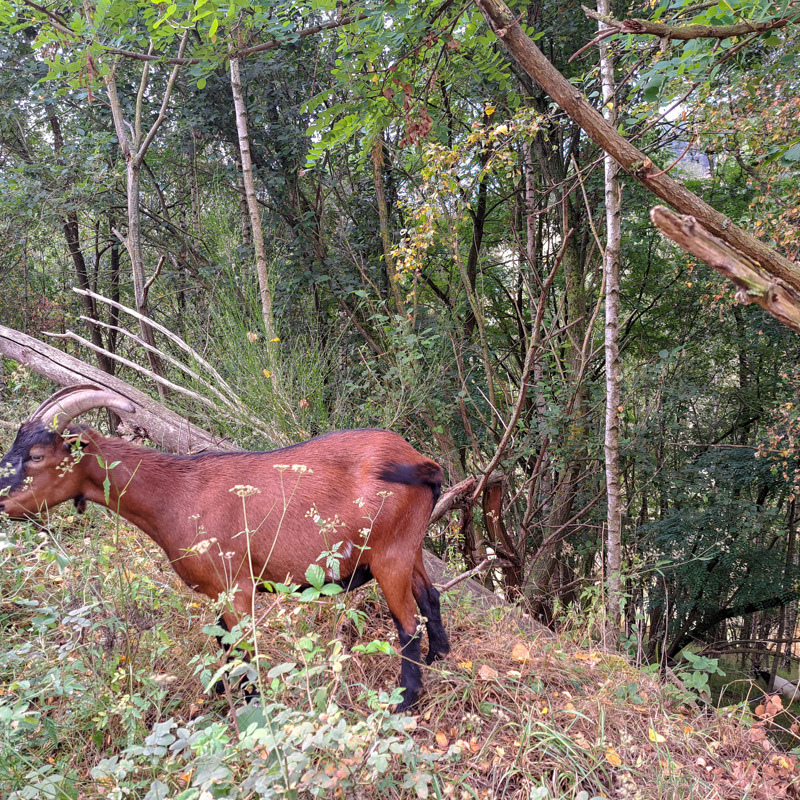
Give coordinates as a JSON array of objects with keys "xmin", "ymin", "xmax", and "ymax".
[
  {"xmin": 29, "ymin": 384, "xmax": 136, "ymax": 433},
  {"xmin": 28, "ymin": 385, "xmax": 101, "ymax": 421}
]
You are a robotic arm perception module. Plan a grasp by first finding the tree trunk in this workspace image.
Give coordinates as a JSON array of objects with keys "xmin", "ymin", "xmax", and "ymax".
[
  {"xmin": 599, "ymin": 0, "xmax": 623, "ymax": 629},
  {"xmin": 463, "ymin": 152, "xmax": 489, "ymax": 342},
  {"xmin": 235, "ymin": 149, "xmax": 252, "ymax": 250},
  {"xmin": 103, "ymin": 35, "xmax": 189, "ymax": 397},
  {"xmin": 105, "ymin": 72, "xmax": 165, "ymax": 392},
  {"xmin": 45, "ymin": 104, "xmax": 113, "ymax": 375},
  {"xmin": 372, "ymin": 134, "xmax": 405, "ymax": 314},
  {"xmin": 229, "ymin": 53, "xmax": 278, "ymax": 382}
]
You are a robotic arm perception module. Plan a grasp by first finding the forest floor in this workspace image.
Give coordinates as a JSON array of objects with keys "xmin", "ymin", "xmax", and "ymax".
[{"xmin": 2, "ymin": 507, "xmax": 800, "ymax": 799}]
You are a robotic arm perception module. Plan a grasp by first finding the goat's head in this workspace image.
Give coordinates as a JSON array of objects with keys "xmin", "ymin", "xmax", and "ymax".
[{"xmin": 0, "ymin": 385, "xmax": 135, "ymax": 519}]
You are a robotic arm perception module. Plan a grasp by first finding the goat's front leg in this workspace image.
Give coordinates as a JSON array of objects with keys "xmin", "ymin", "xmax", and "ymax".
[{"xmin": 212, "ymin": 595, "xmax": 258, "ymax": 701}]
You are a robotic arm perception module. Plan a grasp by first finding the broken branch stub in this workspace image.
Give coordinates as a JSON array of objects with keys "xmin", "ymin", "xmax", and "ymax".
[{"xmin": 650, "ymin": 205, "xmax": 800, "ymax": 335}]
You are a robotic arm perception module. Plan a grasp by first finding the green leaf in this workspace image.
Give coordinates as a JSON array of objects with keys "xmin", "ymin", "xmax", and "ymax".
[
  {"xmin": 267, "ymin": 661, "xmax": 297, "ymax": 678},
  {"xmin": 299, "ymin": 587, "xmax": 319, "ymax": 601},
  {"xmin": 305, "ymin": 562, "xmax": 325, "ymax": 588},
  {"xmin": 305, "ymin": 113, "xmax": 360, "ymax": 167},
  {"xmin": 781, "ymin": 142, "xmax": 800, "ymax": 164},
  {"xmin": 143, "ymin": 780, "xmax": 169, "ymax": 800}
]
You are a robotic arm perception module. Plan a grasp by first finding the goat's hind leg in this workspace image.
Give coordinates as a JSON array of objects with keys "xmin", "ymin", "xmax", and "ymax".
[
  {"xmin": 372, "ymin": 565, "xmax": 425, "ymax": 712},
  {"xmin": 412, "ymin": 552, "xmax": 450, "ymax": 665}
]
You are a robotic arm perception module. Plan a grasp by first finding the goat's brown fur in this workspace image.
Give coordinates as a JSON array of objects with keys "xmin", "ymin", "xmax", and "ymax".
[{"xmin": 0, "ymin": 415, "xmax": 448, "ymax": 711}]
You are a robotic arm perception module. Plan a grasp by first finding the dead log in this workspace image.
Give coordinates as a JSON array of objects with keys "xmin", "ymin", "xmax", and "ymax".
[{"xmin": 0, "ymin": 323, "xmax": 230, "ymax": 454}]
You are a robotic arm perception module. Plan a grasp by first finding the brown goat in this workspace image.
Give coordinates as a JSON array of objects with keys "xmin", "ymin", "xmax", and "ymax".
[{"xmin": 0, "ymin": 385, "xmax": 449, "ymax": 711}]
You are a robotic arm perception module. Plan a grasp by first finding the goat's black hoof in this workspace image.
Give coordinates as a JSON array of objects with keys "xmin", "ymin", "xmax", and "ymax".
[{"xmin": 394, "ymin": 689, "xmax": 421, "ymax": 714}]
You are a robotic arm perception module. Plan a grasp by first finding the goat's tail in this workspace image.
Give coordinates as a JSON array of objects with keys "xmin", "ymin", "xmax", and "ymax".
[{"xmin": 379, "ymin": 461, "xmax": 444, "ymax": 508}]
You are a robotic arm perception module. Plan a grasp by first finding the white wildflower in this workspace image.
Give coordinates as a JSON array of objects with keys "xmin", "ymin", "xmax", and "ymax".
[{"xmin": 230, "ymin": 484, "xmax": 260, "ymax": 497}]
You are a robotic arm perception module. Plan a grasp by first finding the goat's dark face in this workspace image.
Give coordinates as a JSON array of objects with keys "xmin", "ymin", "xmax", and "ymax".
[{"xmin": 0, "ymin": 422, "xmax": 84, "ymax": 519}]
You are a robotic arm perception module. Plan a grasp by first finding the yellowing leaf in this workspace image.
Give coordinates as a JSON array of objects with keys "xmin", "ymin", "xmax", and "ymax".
[
  {"xmin": 485, "ymin": 105, "xmax": 496, "ymax": 116},
  {"xmin": 270, "ymin": 336, "xmax": 281, "ymax": 342},
  {"xmin": 572, "ymin": 652, "xmax": 600, "ymax": 665},
  {"xmin": 457, "ymin": 661, "xmax": 473, "ymax": 671},
  {"xmin": 648, "ymin": 728, "xmax": 666, "ymax": 743},
  {"xmin": 511, "ymin": 642, "xmax": 531, "ymax": 663},
  {"xmin": 605, "ymin": 748, "xmax": 622, "ymax": 767},
  {"xmin": 263, "ymin": 370, "xmax": 272, "ymax": 378},
  {"xmin": 435, "ymin": 731, "xmax": 448, "ymax": 747}
]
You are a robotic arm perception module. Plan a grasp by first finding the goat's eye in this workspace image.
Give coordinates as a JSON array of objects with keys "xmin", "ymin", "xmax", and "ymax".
[{"xmin": 29, "ymin": 454, "xmax": 44, "ymax": 463}]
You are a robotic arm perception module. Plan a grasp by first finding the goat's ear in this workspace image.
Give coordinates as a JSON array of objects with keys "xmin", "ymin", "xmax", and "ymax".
[{"xmin": 63, "ymin": 431, "xmax": 88, "ymax": 451}]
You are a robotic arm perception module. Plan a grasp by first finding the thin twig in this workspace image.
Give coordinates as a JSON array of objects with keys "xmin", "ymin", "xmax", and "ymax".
[
  {"xmin": 569, "ymin": 27, "xmax": 617, "ymax": 62},
  {"xmin": 74, "ymin": 288, "xmax": 275, "ymax": 437},
  {"xmin": 438, "ymin": 556, "xmax": 506, "ymax": 592},
  {"xmin": 77, "ymin": 316, "xmax": 246, "ymax": 418},
  {"xmin": 649, "ymin": 134, "xmax": 697, "ymax": 178},
  {"xmin": 471, "ymin": 234, "xmax": 570, "ymax": 505},
  {"xmin": 142, "ymin": 255, "xmax": 165, "ymax": 305}
]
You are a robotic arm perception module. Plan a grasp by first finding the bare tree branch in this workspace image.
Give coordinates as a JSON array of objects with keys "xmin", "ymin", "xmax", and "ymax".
[
  {"xmin": 0, "ymin": 324, "xmax": 230, "ymax": 453},
  {"xmin": 98, "ymin": 14, "xmax": 368, "ymax": 65},
  {"xmin": 583, "ymin": 4, "xmax": 800, "ymax": 40}
]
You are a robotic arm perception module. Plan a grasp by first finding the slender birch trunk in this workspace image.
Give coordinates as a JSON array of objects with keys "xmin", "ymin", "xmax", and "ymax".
[
  {"xmin": 229, "ymin": 53, "xmax": 278, "ymax": 382},
  {"xmin": 598, "ymin": 0, "xmax": 623, "ymax": 628}
]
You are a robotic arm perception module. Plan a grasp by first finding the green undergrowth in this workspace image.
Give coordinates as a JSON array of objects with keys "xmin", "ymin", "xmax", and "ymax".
[{"xmin": 2, "ymin": 506, "xmax": 800, "ymax": 799}]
